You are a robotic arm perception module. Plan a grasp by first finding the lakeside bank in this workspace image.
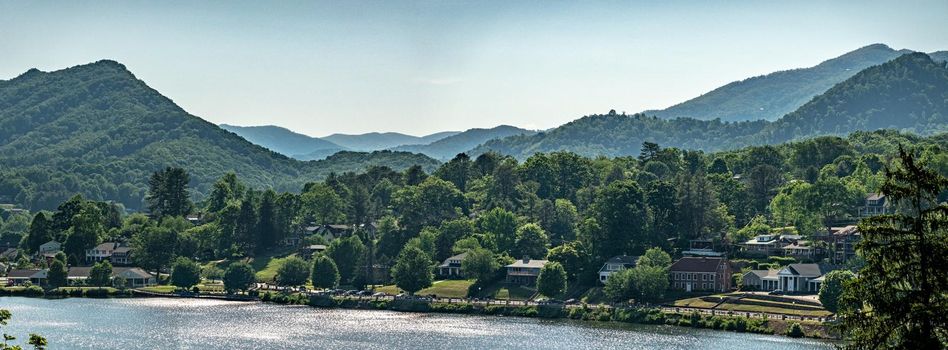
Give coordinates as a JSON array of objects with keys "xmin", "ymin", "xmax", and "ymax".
[{"xmin": 0, "ymin": 286, "xmax": 836, "ymax": 340}]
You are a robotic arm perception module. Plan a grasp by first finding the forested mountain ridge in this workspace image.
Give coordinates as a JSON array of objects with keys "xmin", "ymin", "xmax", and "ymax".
[
  {"xmin": 219, "ymin": 124, "xmax": 344, "ymax": 160},
  {"xmin": 0, "ymin": 60, "xmax": 439, "ymax": 210},
  {"xmin": 474, "ymin": 53, "xmax": 948, "ymax": 160},
  {"xmin": 391, "ymin": 125, "xmax": 536, "ymax": 160},
  {"xmin": 323, "ymin": 131, "xmax": 460, "ymax": 151},
  {"xmin": 647, "ymin": 44, "xmax": 915, "ymax": 122}
]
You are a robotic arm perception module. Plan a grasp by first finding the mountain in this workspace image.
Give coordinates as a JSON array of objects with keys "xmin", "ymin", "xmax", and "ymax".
[
  {"xmin": 392, "ymin": 125, "xmax": 536, "ymax": 160},
  {"xmin": 323, "ymin": 131, "xmax": 460, "ymax": 151},
  {"xmin": 474, "ymin": 53, "xmax": 948, "ymax": 159},
  {"xmin": 0, "ymin": 60, "xmax": 439, "ymax": 210},
  {"xmin": 647, "ymin": 44, "xmax": 913, "ymax": 122},
  {"xmin": 219, "ymin": 124, "xmax": 344, "ymax": 159}
]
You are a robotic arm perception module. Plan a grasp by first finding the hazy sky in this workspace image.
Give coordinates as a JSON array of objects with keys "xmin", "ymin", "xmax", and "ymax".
[{"xmin": 2, "ymin": 1, "xmax": 947, "ymax": 136}]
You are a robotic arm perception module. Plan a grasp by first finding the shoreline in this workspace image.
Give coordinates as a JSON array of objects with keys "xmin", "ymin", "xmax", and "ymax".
[{"xmin": 0, "ymin": 287, "xmax": 837, "ymax": 340}]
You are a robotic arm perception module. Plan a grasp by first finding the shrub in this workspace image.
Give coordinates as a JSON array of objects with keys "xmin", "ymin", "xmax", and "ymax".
[{"xmin": 786, "ymin": 322, "xmax": 805, "ymax": 338}]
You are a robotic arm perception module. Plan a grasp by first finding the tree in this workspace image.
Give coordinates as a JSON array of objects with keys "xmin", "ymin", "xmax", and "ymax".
[
  {"xmin": 311, "ymin": 254, "xmax": 340, "ymax": 289},
  {"xmin": 326, "ymin": 235, "xmax": 366, "ymax": 284},
  {"xmin": 477, "ymin": 207, "xmax": 518, "ymax": 254},
  {"xmin": 393, "ymin": 177, "xmax": 463, "ymax": 234},
  {"xmin": 590, "ymin": 180, "xmax": 648, "ymax": 258},
  {"xmin": 545, "ymin": 241, "xmax": 588, "ymax": 281},
  {"xmin": 391, "ymin": 246, "xmax": 433, "ymax": 295},
  {"xmin": 840, "ymin": 146, "xmax": 948, "ymax": 349},
  {"xmin": 434, "ymin": 153, "xmax": 473, "ymax": 192},
  {"xmin": 300, "ymin": 184, "xmax": 346, "ymax": 225},
  {"xmin": 514, "ymin": 223, "xmax": 549, "ymax": 259},
  {"xmin": 131, "ymin": 226, "xmax": 178, "ymax": 279},
  {"xmin": 255, "ymin": 189, "xmax": 278, "ymax": 253},
  {"xmin": 628, "ymin": 265, "xmax": 669, "ymax": 303},
  {"xmin": 63, "ymin": 203, "xmax": 104, "ymax": 265},
  {"xmin": 536, "ymin": 261, "xmax": 567, "ymax": 298},
  {"xmin": 89, "ymin": 260, "xmax": 113, "ymax": 288},
  {"xmin": 146, "ymin": 167, "xmax": 193, "ymax": 218},
  {"xmin": 818, "ymin": 270, "xmax": 855, "ymax": 313},
  {"xmin": 223, "ymin": 262, "xmax": 255, "ymax": 293},
  {"xmin": 636, "ymin": 247, "xmax": 672, "ymax": 269},
  {"xmin": 47, "ymin": 260, "xmax": 67, "ymax": 289},
  {"xmin": 461, "ymin": 248, "xmax": 498, "ymax": 283},
  {"xmin": 170, "ymin": 257, "xmax": 201, "ymax": 289},
  {"xmin": 24, "ymin": 212, "xmax": 52, "ymax": 254},
  {"xmin": 434, "ymin": 218, "xmax": 474, "ymax": 261},
  {"xmin": 275, "ymin": 256, "xmax": 310, "ymax": 287},
  {"xmin": 604, "ymin": 268, "xmax": 634, "ymax": 302}
]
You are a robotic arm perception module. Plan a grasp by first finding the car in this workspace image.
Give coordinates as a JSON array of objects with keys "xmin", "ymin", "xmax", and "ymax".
[
  {"xmin": 372, "ymin": 292, "xmax": 386, "ymax": 297},
  {"xmin": 357, "ymin": 290, "xmax": 371, "ymax": 296},
  {"xmin": 564, "ymin": 299, "xmax": 578, "ymax": 305},
  {"xmin": 768, "ymin": 289, "xmax": 784, "ymax": 295}
]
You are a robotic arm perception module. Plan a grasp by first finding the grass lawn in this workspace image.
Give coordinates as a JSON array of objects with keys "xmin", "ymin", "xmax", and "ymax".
[
  {"xmin": 482, "ymin": 283, "xmax": 535, "ymax": 301},
  {"xmin": 580, "ymin": 287, "xmax": 608, "ymax": 304},
  {"xmin": 138, "ymin": 285, "xmax": 176, "ymax": 293},
  {"xmin": 671, "ymin": 295, "xmax": 832, "ymax": 317},
  {"xmin": 375, "ymin": 279, "xmax": 475, "ymax": 298},
  {"xmin": 252, "ymin": 251, "xmax": 298, "ymax": 282}
]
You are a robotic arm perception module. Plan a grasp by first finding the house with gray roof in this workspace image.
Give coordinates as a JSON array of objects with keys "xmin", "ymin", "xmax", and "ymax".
[
  {"xmin": 438, "ymin": 252, "xmax": 468, "ymax": 277},
  {"xmin": 505, "ymin": 257, "xmax": 548, "ymax": 286},
  {"xmin": 598, "ymin": 255, "xmax": 638, "ymax": 284}
]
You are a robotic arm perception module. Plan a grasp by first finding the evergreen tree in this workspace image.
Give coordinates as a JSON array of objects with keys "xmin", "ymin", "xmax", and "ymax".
[
  {"xmin": 146, "ymin": 167, "xmax": 193, "ymax": 218},
  {"xmin": 25, "ymin": 212, "xmax": 52, "ymax": 253},
  {"xmin": 47, "ymin": 260, "xmax": 67, "ymax": 289},
  {"xmin": 311, "ymin": 255, "xmax": 340, "ymax": 289},
  {"xmin": 89, "ymin": 260, "xmax": 113, "ymax": 287},
  {"xmin": 840, "ymin": 146, "xmax": 948, "ymax": 349}
]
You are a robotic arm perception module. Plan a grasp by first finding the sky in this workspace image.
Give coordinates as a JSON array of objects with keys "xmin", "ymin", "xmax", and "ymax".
[{"xmin": 2, "ymin": 1, "xmax": 947, "ymax": 137}]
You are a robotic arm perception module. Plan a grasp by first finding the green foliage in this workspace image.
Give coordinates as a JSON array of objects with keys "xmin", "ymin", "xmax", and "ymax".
[
  {"xmin": 275, "ymin": 256, "xmax": 310, "ymax": 287},
  {"xmin": 514, "ymin": 223, "xmax": 549, "ymax": 259},
  {"xmin": 89, "ymin": 260, "xmax": 113, "ymax": 287},
  {"xmin": 391, "ymin": 246, "xmax": 433, "ymax": 295},
  {"xmin": 636, "ymin": 247, "xmax": 672, "ymax": 268},
  {"xmin": 840, "ymin": 146, "xmax": 948, "ymax": 349},
  {"xmin": 131, "ymin": 225, "xmax": 178, "ymax": 275},
  {"xmin": 461, "ymin": 248, "xmax": 498, "ymax": 283},
  {"xmin": 536, "ymin": 261, "xmax": 567, "ymax": 298},
  {"xmin": 223, "ymin": 262, "xmax": 256, "ymax": 293},
  {"xmin": 311, "ymin": 255, "xmax": 340, "ymax": 289},
  {"xmin": 818, "ymin": 270, "xmax": 855, "ymax": 313},
  {"xmin": 786, "ymin": 322, "xmax": 805, "ymax": 338},
  {"xmin": 170, "ymin": 257, "xmax": 201, "ymax": 289},
  {"xmin": 47, "ymin": 260, "xmax": 67, "ymax": 288},
  {"xmin": 326, "ymin": 235, "xmax": 365, "ymax": 284}
]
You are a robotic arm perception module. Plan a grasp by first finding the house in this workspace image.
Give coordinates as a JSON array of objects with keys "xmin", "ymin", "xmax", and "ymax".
[
  {"xmin": 774, "ymin": 263, "xmax": 826, "ymax": 293},
  {"xmin": 742, "ymin": 269, "xmax": 779, "ymax": 291},
  {"xmin": 298, "ymin": 244, "xmax": 327, "ymax": 259},
  {"xmin": 505, "ymin": 257, "xmax": 548, "ymax": 285},
  {"xmin": 682, "ymin": 239, "xmax": 725, "ymax": 257},
  {"xmin": 38, "ymin": 240, "xmax": 61, "ymax": 254},
  {"xmin": 6, "ymin": 269, "xmax": 46, "ymax": 286},
  {"xmin": 110, "ymin": 247, "xmax": 133, "ymax": 265},
  {"xmin": 317, "ymin": 224, "xmax": 353, "ymax": 239},
  {"xmin": 67, "ymin": 266, "xmax": 156, "ymax": 287},
  {"xmin": 86, "ymin": 242, "xmax": 120, "ymax": 263},
  {"xmin": 669, "ymin": 257, "xmax": 732, "ymax": 292},
  {"xmin": 437, "ymin": 253, "xmax": 468, "ymax": 277},
  {"xmin": 185, "ymin": 213, "xmax": 205, "ymax": 225},
  {"xmin": 782, "ymin": 240, "xmax": 822, "ymax": 261},
  {"xmin": 740, "ymin": 235, "xmax": 784, "ymax": 256},
  {"xmin": 829, "ymin": 225, "xmax": 861, "ymax": 264},
  {"xmin": 598, "ymin": 255, "xmax": 638, "ymax": 284},
  {"xmin": 859, "ymin": 193, "xmax": 891, "ymax": 218}
]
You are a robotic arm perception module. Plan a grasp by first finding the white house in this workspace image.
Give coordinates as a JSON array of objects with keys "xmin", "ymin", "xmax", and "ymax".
[
  {"xmin": 438, "ymin": 252, "xmax": 468, "ymax": 277},
  {"xmin": 744, "ymin": 263, "xmax": 826, "ymax": 293},
  {"xmin": 598, "ymin": 255, "xmax": 637, "ymax": 284},
  {"xmin": 86, "ymin": 242, "xmax": 119, "ymax": 263},
  {"xmin": 38, "ymin": 240, "xmax": 61, "ymax": 254}
]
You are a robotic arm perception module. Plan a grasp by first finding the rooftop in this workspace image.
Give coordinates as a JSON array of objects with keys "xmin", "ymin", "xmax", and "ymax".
[
  {"xmin": 669, "ymin": 257, "xmax": 726, "ymax": 272},
  {"xmin": 506, "ymin": 258, "xmax": 548, "ymax": 269}
]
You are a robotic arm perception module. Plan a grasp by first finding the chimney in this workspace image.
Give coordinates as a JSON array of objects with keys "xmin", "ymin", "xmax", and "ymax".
[{"xmin": 522, "ymin": 256, "xmax": 530, "ymax": 264}]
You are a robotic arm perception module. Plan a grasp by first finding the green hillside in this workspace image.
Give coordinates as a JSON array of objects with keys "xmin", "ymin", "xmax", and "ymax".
[
  {"xmin": 392, "ymin": 125, "xmax": 535, "ymax": 160},
  {"xmin": 474, "ymin": 53, "xmax": 948, "ymax": 159},
  {"xmin": 0, "ymin": 60, "xmax": 438, "ymax": 210},
  {"xmin": 647, "ymin": 44, "xmax": 915, "ymax": 122}
]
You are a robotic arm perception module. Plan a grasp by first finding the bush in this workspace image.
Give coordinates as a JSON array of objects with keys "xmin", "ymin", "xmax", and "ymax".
[{"xmin": 786, "ymin": 322, "xmax": 805, "ymax": 338}]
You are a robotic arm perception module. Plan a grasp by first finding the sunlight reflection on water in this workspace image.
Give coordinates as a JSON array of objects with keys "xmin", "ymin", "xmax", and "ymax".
[{"xmin": 0, "ymin": 297, "xmax": 834, "ymax": 350}]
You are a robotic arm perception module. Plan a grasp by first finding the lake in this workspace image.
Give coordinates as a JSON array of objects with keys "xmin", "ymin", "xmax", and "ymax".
[{"xmin": 0, "ymin": 297, "xmax": 833, "ymax": 349}]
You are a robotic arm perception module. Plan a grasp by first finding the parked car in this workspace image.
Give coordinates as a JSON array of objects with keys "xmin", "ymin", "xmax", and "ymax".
[
  {"xmin": 768, "ymin": 289, "xmax": 784, "ymax": 295},
  {"xmin": 372, "ymin": 292, "xmax": 386, "ymax": 297}
]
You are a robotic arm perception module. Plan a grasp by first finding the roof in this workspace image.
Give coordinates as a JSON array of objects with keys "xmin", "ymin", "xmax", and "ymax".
[
  {"xmin": 92, "ymin": 242, "xmax": 118, "ymax": 251},
  {"xmin": 506, "ymin": 258, "xmax": 548, "ymax": 269},
  {"xmin": 68, "ymin": 267, "xmax": 152, "ymax": 279},
  {"xmin": 40, "ymin": 240, "xmax": 61, "ymax": 247},
  {"xmin": 783, "ymin": 242, "xmax": 815, "ymax": 250},
  {"xmin": 302, "ymin": 244, "xmax": 327, "ymax": 250},
  {"xmin": 866, "ymin": 193, "xmax": 885, "ymax": 201},
  {"xmin": 669, "ymin": 257, "xmax": 726, "ymax": 272},
  {"xmin": 780, "ymin": 264, "xmax": 824, "ymax": 278},
  {"xmin": 745, "ymin": 269, "xmax": 778, "ymax": 279},
  {"xmin": 833, "ymin": 225, "xmax": 860, "ymax": 237},
  {"xmin": 7, "ymin": 269, "xmax": 43, "ymax": 278},
  {"xmin": 439, "ymin": 252, "xmax": 468, "ymax": 267},
  {"xmin": 113, "ymin": 247, "xmax": 132, "ymax": 254},
  {"xmin": 604, "ymin": 255, "xmax": 638, "ymax": 265}
]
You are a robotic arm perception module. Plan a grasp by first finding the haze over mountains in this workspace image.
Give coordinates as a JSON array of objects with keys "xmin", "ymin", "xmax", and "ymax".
[
  {"xmin": 0, "ymin": 43, "xmax": 946, "ymax": 210},
  {"xmin": 647, "ymin": 44, "xmax": 947, "ymax": 123},
  {"xmin": 473, "ymin": 52, "xmax": 948, "ymax": 159}
]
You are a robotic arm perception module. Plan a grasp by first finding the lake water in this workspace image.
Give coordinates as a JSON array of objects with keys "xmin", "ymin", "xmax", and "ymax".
[{"xmin": 0, "ymin": 297, "xmax": 833, "ymax": 349}]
